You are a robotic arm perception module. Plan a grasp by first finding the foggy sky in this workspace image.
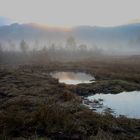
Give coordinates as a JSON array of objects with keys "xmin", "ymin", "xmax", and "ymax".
[{"xmin": 0, "ymin": 0, "xmax": 140, "ymax": 27}]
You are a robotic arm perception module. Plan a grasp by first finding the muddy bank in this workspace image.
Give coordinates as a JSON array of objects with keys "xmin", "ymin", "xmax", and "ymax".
[{"xmin": 74, "ymin": 80, "xmax": 140, "ymax": 96}]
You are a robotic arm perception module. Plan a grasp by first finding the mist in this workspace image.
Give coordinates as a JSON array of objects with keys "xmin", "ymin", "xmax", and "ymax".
[{"xmin": 0, "ymin": 23, "xmax": 140, "ymax": 65}]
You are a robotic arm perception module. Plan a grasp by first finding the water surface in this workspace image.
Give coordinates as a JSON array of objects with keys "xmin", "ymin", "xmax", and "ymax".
[
  {"xmin": 87, "ymin": 91, "xmax": 140, "ymax": 118},
  {"xmin": 50, "ymin": 72, "xmax": 95, "ymax": 85}
]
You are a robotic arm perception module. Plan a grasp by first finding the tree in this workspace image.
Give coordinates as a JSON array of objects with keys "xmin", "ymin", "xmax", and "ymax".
[
  {"xmin": 33, "ymin": 40, "xmax": 39, "ymax": 51},
  {"xmin": 20, "ymin": 40, "xmax": 28, "ymax": 53},
  {"xmin": 0, "ymin": 43, "xmax": 3, "ymax": 53},
  {"xmin": 8, "ymin": 40, "xmax": 15, "ymax": 51},
  {"xmin": 0, "ymin": 43, "xmax": 3, "ymax": 63},
  {"xmin": 79, "ymin": 44, "xmax": 87, "ymax": 52},
  {"xmin": 49, "ymin": 43, "xmax": 56, "ymax": 53},
  {"xmin": 66, "ymin": 36, "xmax": 76, "ymax": 49}
]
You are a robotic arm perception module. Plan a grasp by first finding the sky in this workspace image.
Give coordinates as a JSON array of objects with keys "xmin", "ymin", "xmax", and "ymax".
[{"xmin": 0, "ymin": 0, "xmax": 140, "ymax": 27}]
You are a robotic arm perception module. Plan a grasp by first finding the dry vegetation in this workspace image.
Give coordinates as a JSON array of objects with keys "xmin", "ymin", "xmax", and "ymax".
[{"xmin": 0, "ymin": 56, "xmax": 140, "ymax": 140}]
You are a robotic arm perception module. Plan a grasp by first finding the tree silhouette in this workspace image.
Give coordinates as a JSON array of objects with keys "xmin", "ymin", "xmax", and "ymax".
[
  {"xmin": 66, "ymin": 36, "xmax": 76, "ymax": 49},
  {"xmin": 20, "ymin": 40, "xmax": 28, "ymax": 53}
]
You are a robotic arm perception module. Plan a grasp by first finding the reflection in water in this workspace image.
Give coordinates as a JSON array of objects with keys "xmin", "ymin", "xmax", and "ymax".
[
  {"xmin": 87, "ymin": 91, "xmax": 140, "ymax": 118},
  {"xmin": 50, "ymin": 72, "xmax": 95, "ymax": 85}
]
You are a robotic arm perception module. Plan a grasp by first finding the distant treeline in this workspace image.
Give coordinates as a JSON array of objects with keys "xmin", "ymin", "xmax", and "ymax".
[{"xmin": 0, "ymin": 37, "xmax": 103, "ymax": 64}]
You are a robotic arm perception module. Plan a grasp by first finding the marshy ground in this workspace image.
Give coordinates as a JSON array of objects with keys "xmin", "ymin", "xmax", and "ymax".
[{"xmin": 0, "ymin": 55, "xmax": 140, "ymax": 140}]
